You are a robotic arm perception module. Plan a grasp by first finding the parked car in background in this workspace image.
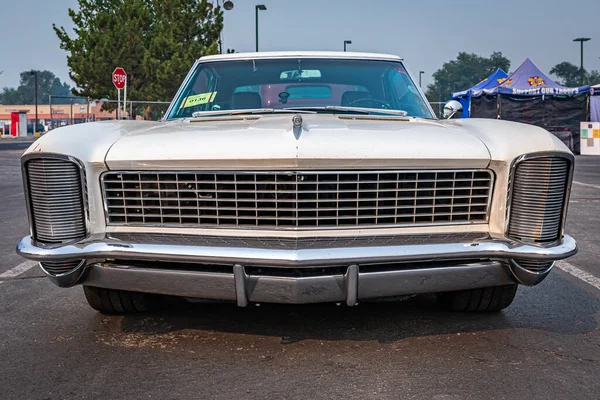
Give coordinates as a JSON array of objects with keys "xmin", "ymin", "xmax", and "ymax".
[
  {"xmin": 26, "ymin": 123, "xmax": 45, "ymax": 135},
  {"xmin": 17, "ymin": 52, "xmax": 577, "ymax": 315}
]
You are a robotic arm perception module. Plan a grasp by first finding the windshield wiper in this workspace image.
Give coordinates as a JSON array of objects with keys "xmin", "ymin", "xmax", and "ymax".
[
  {"xmin": 191, "ymin": 108, "xmax": 316, "ymax": 118},
  {"xmin": 284, "ymin": 106, "xmax": 408, "ymax": 117}
]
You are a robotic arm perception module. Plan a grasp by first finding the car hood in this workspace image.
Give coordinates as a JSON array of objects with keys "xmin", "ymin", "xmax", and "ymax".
[
  {"xmin": 25, "ymin": 114, "xmax": 569, "ymax": 170},
  {"xmin": 102, "ymin": 115, "xmax": 492, "ymax": 170}
]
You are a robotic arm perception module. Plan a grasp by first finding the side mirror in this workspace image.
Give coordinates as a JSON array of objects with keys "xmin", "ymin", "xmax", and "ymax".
[{"xmin": 443, "ymin": 100, "xmax": 463, "ymax": 119}]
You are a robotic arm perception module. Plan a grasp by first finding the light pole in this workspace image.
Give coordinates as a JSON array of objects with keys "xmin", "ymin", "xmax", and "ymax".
[
  {"xmin": 343, "ymin": 40, "xmax": 352, "ymax": 52},
  {"xmin": 573, "ymin": 37, "xmax": 591, "ymax": 85},
  {"xmin": 419, "ymin": 71, "xmax": 425, "ymax": 88},
  {"xmin": 255, "ymin": 4, "xmax": 267, "ymax": 52},
  {"xmin": 30, "ymin": 70, "xmax": 38, "ymax": 135}
]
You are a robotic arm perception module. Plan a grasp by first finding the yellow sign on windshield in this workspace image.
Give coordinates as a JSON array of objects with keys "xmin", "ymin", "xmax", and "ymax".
[{"xmin": 180, "ymin": 92, "xmax": 217, "ymax": 108}]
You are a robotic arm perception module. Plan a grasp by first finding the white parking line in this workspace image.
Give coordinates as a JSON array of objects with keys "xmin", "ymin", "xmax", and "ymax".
[
  {"xmin": 5, "ymin": 191, "xmax": 24, "ymax": 199},
  {"xmin": 573, "ymin": 181, "xmax": 600, "ymax": 190},
  {"xmin": 0, "ymin": 260, "xmax": 37, "ymax": 284},
  {"xmin": 556, "ymin": 260, "xmax": 600, "ymax": 291}
]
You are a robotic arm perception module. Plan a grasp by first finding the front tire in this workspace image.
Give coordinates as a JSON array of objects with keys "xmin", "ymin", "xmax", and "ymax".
[
  {"xmin": 436, "ymin": 284, "xmax": 518, "ymax": 312},
  {"xmin": 83, "ymin": 286, "xmax": 155, "ymax": 314}
]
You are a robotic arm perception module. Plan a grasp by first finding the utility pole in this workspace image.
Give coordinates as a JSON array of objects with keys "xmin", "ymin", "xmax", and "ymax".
[
  {"xmin": 49, "ymin": 95, "xmax": 53, "ymax": 130},
  {"xmin": 573, "ymin": 37, "xmax": 591, "ymax": 85},
  {"xmin": 208, "ymin": 0, "xmax": 234, "ymax": 53},
  {"xmin": 419, "ymin": 71, "xmax": 425, "ymax": 88},
  {"xmin": 30, "ymin": 71, "xmax": 38, "ymax": 135}
]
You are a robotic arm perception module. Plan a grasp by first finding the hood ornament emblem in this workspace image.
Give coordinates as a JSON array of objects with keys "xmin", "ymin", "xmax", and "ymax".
[{"xmin": 292, "ymin": 114, "xmax": 303, "ymax": 140}]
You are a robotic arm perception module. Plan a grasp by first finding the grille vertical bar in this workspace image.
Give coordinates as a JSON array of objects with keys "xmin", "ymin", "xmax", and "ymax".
[
  {"xmin": 26, "ymin": 158, "xmax": 86, "ymax": 243},
  {"xmin": 507, "ymin": 156, "xmax": 571, "ymax": 244},
  {"xmin": 103, "ymin": 169, "xmax": 493, "ymax": 230}
]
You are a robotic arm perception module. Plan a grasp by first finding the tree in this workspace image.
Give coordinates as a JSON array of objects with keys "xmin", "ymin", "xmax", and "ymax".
[
  {"xmin": 550, "ymin": 62, "xmax": 582, "ymax": 87},
  {"xmin": 425, "ymin": 52, "xmax": 511, "ymax": 102},
  {"xmin": 588, "ymin": 70, "xmax": 600, "ymax": 86},
  {"xmin": 54, "ymin": 0, "xmax": 223, "ymax": 104},
  {"xmin": 0, "ymin": 70, "xmax": 75, "ymax": 105},
  {"xmin": 550, "ymin": 61, "xmax": 600, "ymax": 87}
]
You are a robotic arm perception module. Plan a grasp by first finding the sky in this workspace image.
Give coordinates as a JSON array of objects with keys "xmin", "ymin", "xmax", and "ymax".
[{"xmin": 0, "ymin": 0, "xmax": 599, "ymax": 94}]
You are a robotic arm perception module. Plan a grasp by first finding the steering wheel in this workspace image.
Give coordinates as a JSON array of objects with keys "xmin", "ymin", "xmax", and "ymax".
[{"xmin": 346, "ymin": 98, "xmax": 392, "ymax": 109}]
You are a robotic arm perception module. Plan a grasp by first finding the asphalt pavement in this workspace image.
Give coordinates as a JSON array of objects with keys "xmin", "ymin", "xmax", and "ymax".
[
  {"xmin": 1, "ymin": 141, "xmax": 599, "ymax": 399},
  {"xmin": 0, "ymin": 138, "xmax": 38, "ymax": 152}
]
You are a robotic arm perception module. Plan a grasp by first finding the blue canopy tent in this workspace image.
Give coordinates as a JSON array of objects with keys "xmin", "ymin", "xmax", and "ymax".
[
  {"xmin": 451, "ymin": 68, "xmax": 508, "ymax": 118},
  {"xmin": 468, "ymin": 58, "xmax": 590, "ymax": 153},
  {"xmin": 478, "ymin": 58, "xmax": 590, "ymax": 97}
]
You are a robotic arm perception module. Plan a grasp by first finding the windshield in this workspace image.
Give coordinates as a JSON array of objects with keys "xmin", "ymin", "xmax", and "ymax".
[{"xmin": 166, "ymin": 58, "xmax": 434, "ymax": 119}]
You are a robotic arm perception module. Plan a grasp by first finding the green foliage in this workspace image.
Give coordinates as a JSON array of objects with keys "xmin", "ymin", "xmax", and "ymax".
[
  {"xmin": 588, "ymin": 70, "xmax": 600, "ymax": 86},
  {"xmin": 550, "ymin": 61, "xmax": 600, "ymax": 87},
  {"xmin": 425, "ymin": 52, "xmax": 511, "ymax": 102},
  {"xmin": 0, "ymin": 70, "xmax": 74, "ymax": 105},
  {"xmin": 54, "ymin": 0, "xmax": 223, "ymax": 103}
]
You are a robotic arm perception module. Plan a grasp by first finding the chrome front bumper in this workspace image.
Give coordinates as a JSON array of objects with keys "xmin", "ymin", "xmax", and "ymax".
[
  {"xmin": 16, "ymin": 233, "xmax": 577, "ymax": 305},
  {"xmin": 83, "ymin": 261, "xmax": 514, "ymax": 306}
]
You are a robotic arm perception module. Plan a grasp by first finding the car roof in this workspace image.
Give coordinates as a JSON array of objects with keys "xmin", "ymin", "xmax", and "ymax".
[{"xmin": 199, "ymin": 51, "xmax": 403, "ymax": 63}]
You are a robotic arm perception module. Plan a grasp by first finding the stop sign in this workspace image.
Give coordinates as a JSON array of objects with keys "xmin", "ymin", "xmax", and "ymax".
[{"xmin": 112, "ymin": 67, "xmax": 127, "ymax": 89}]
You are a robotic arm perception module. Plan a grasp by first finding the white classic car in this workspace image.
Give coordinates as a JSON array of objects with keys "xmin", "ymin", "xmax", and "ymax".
[{"xmin": 17, "ymin": 51, "xmax": 577, "ymax": 314}]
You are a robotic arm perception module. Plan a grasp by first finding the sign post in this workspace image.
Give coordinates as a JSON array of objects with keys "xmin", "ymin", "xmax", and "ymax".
[
  {"xmin": 112, "ymin": 67, "xmax": 127, "ymax": 119},
  {"xmin": 123, "ymin": 75, "xmax": 128, "ymax": 119}
]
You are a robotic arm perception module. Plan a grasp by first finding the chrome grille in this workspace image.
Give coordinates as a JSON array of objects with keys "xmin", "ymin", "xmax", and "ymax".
[
  {"xmin": 25, "ymin": 158, "xmax": 86, "ymax": 243},
  {"xmin": 40, "ymin": 260, "xmax": 84, "ymax": 276},
  {"xmin": 507, "ymin": 156, "xmax": 571, "ymax": 244},
  {"xmin": 512, "ymin": 259, "xmax": 554, "ymax": 272},
  {"xmin": 103, "ymin": 170, "xmax": 493, "ymax": 229}
]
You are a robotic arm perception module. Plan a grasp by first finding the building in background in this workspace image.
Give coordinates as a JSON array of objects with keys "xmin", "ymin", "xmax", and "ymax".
[{"xmin": 0, "ymin": 102, "xmax": 118, "ymax": 136}]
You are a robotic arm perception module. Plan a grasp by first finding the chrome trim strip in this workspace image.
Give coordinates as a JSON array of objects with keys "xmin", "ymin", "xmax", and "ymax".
[
  {"xmin": 82, "ymin": 261, "xmax": 514, "ymax": 304},
  {"xmin": 163, "ymin": 59, "xmax": 200, "ymax": 121},
  {"xmin": 198, "ymin": 52, "xmax": 404, "ymax": 63},
  {"xmin": 103, "ymin": 232, "xmax": 489, "ymax": 250},
  {"xmin": 402, "ymin": 60, "xmax": 437, "ymax": 119},
  {"xmin": 505, "ymin": 151, "xmax": 574, "ymax": 247},
  {"xmin": 106, "ymin": 169, "xmax": 492, "ymax": 175},
  {"xmin": 21, "ymin": 153, "xmax": 90, "ymax": 245},
  {"xmin": 17, "ymin": 234, "xmax": 577, "ymax": 268},
  {"xmin": 100, "ymin": 169, "xmax": 494, "ymax": 231}
]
